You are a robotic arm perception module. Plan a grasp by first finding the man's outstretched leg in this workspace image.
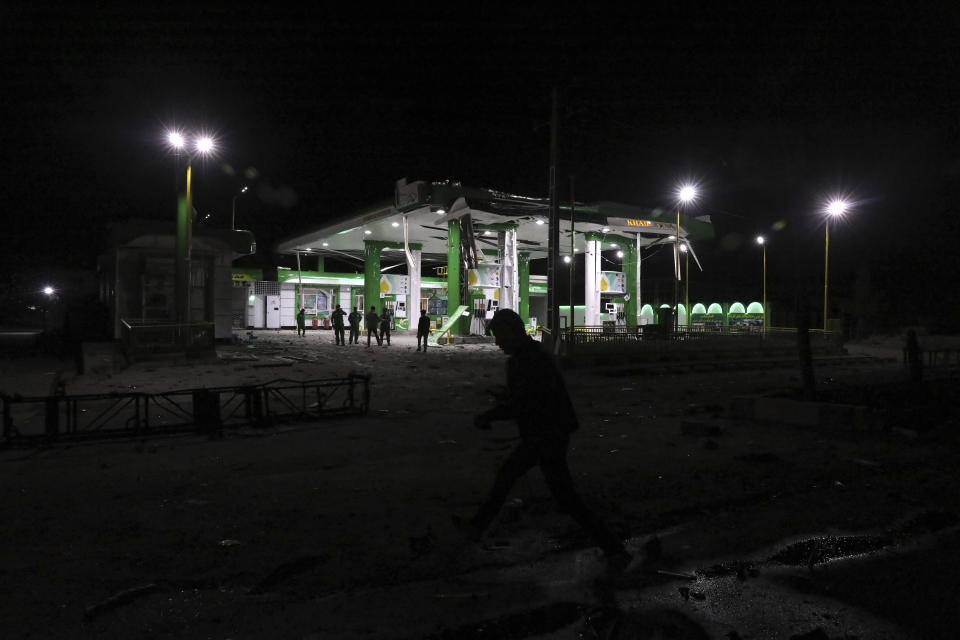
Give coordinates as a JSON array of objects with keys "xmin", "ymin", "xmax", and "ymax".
[
  {"xmin": 538, "ymin": 440, "xmax": 631, "ymax": 574},
  {"xmin": 456, "ymin": 442, "xmax": 538, "ymax": 540}
]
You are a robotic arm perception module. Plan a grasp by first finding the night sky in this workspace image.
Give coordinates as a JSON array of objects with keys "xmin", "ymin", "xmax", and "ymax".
[{"xmin": 4, "ymin": 3, "xmax": 960, "ymax": 326}]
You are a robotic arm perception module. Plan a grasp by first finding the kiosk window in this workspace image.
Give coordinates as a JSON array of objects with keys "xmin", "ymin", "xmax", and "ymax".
[
  {"xmin": 428, "ymin": 297, "xmax": 447, "ymax": 315},
  {"xmin": 301, "ymin": 288, "xmax": 318, "ymax": 312}
]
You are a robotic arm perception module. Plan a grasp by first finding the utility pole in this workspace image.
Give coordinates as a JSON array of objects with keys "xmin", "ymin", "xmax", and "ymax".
[{"xmin": 547, "ymin": 87, "xmax": 560, "ymax": 352}]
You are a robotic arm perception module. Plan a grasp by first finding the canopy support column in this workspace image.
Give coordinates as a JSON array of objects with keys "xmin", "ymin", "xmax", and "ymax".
[{"xmin": 584, "ymin": 235, "xmax": 601, "ymax": 327}]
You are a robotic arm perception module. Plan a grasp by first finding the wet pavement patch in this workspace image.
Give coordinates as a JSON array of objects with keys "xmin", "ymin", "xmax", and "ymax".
[{"xmin": 768, "ymin": 535, "xmax": 893, "ymax": 567}]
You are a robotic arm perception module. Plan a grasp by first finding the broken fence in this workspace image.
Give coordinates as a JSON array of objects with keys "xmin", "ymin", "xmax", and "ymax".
[{"xmin": 1, "ymin": 374, "xmax": 370, "ymax": 447}]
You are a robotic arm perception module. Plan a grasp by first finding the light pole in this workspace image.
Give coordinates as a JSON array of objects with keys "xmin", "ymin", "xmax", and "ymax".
[
  {"xmin": 42, "ymin": 286, "xmax": 55, "ymax": 332},
  {"xmin": 756, "ymin": 236, "xmax": 766, "ymax": 330},
  {"xmin": 680, "ymin": 243, "xmax": 689, "ymax": 328},
  {"xmin": 167, "ymin": 131, "xmax": 215, "ymax": 325},
  {"xmin": 823, "ymin": 199, "xmax": 848, "ymax": 332},
  {"xmin": 674, "ymin": 185, "xmax": 696, "ymax": 333},
  {"xmin": 232, "ymin": 185, "xmax": 249, "ymax": 231}
]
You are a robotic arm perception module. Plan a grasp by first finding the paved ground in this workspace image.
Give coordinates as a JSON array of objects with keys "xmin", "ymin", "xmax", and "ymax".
[{"xmin": 1, "ymin": 331, "xmax": 958, "ymax": 639}]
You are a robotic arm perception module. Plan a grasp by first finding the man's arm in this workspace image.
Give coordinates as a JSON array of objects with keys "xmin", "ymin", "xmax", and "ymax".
[{"xmin": 474, "ymin": 364, "xmax": 517, "ymax": 428}]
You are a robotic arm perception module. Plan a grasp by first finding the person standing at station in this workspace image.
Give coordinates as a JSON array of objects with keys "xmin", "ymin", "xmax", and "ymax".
[
  {"xmin": 331, "ymin": 304, "xmax": 347, "ymax": 345},
  {"xmin": 365, "ymin": 306, "xmax": 381, "ymax": 346},
  {"xmin": 296, "ymin": 307, "xmax": 306, "ymax": 337},
  {"xmin": 453, "ymin": 308, "xmax": 631, "ymax": 574},
  {"xmin": 416, "ymin": 309, "xmax": 431, "ymax": 352},
  {"xmin": 379, "ymin": 306, "xmax": 392, "ymax": 346},
  {"xmin": 348, "ymin": 306, "xmax": 362, "ymax": 345}
]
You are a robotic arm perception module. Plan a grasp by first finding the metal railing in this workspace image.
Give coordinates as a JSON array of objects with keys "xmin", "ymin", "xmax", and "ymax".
[
  {"xmin": 556, "ymin": 324, "xmax": 833, "ymax": 345},
  {"xmin": 903, "ymin": 347, "xmax": 960, "ymax": 370},
  {"xmin": 120, "ymin": 319, "xmax": 216, "ymax": 361},
  {"xmin": 1, "ymin": 374, "xmax": 370, "ymax": 447}
]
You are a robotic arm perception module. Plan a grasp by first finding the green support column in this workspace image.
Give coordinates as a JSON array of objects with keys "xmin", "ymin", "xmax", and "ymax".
[
  {"xmin": 447, "ymin": 219, "xmax": 461, "ymax": 335},
  {"xmin": 623, "ymin": 244, "xmax": 638, "ymax": 329},
  {"xmin": 364, "ymin": 241, "xmax": 383, "ymax": 315},
  {"xmin": 518, "ymin": 252, "xmax": 530, "ymax": 324}
]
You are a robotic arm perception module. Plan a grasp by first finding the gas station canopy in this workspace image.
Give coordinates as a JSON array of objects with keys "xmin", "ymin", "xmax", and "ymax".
[{"xmin": 275, "ymin": 180, "xmax": 714, "ymax": 261}]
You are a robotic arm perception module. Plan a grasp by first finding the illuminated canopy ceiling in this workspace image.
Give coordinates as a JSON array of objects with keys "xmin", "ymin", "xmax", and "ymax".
[{"xmin": 275, "ymin": 180, "xmax": 714, "ymax": 264}]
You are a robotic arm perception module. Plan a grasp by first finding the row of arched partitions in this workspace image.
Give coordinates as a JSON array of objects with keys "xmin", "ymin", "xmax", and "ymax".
[{"xmin": 640, "ymin": 301, "xmax": 766, "ymax": 329}]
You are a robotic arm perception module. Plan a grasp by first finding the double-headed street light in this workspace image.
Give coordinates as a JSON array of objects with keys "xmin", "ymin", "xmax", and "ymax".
[
  {"xmin": 823, "ymin": 199, "xmax": 848, "ymax": 332},
  {"xmin": 167, "ymin": 130, "xmax": 215, "ymax": 325},
  {"xmin": 674, "ymin": 185, "xmax": 697, "ymax": 333}
]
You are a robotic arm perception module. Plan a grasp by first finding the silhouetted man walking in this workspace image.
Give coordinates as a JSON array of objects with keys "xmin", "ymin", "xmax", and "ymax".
[{"xmin": 455, "ymin": 309, "xmax": 630, "ymax": 573}]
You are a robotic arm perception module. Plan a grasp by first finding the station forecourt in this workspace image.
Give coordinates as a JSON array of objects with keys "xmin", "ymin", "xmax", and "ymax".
[{"xmin": 238, "ymin": 179, "xmax": 748, "ymax": 339}]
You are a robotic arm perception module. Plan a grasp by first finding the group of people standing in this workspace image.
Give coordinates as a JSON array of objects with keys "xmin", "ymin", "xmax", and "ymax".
[{"xmin": 296, "ymin": 305, "xmax": 433, "ymax": 351}]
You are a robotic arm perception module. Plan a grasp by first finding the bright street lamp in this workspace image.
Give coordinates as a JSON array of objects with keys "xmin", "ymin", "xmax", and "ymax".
[
  {"xmin": 167, "ymin": 130, "xmax": 216, "ymax": 325},
  {"xmin": 823, "ymin": 199, "xmax": 848, "ymax": 332},
  {"xmin": 756, "ymin": 236, "xmax": 766, "ymax": 330}
]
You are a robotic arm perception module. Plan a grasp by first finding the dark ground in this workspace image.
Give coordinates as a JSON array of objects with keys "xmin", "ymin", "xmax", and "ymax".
[{"xmin": 1, "ymin": 332, "xmax": 958, "ymax": 639}]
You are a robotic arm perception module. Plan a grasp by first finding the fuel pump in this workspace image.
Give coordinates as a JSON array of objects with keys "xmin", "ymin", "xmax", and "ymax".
[
  {"xmin": 384, "ymin": 300, "xmax": 396, "ymax": 330},
  {"xmin": 472, "ymin": 298, "xmax": 487, "ymax": 335}
]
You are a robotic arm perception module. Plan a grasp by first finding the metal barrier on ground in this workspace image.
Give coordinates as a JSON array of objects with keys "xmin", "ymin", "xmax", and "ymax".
[
  {"xmin": 1, "ymin": 374, "xmax": 370, "ymax": 447},
  {"xmin": 120, "ymin": 319, "xmax": 216, "ymax": 361}
]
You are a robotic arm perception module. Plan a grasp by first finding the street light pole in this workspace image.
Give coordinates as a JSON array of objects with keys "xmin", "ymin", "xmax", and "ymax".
[
  {"xmin": 168, "ymin": 131, "xmax": 214, "ymax": 326},
  {"xmin": 674, "ymin": 185, "xmax": 696, "ymax": 334},
  {"xmin": 757, "ymin": 236, "xmax": 767, "ymax": 331},
  {"xmin": 823, "ymin": 199, "xmax": 848, "ymax": 333},
  {"xmin": 231, "ymin": 185, "xmax": 249, "ymax": 231},
  {"xmin": 762, "ymin": 241, "xmax": 767, "ymax": 329},
  {"xmin": 823, "ymin": 217, "xmax": 830, "ymax": 333},
  {"xmin": 674, "ymin": 208, "xmax": 680, "ymax": 334}
]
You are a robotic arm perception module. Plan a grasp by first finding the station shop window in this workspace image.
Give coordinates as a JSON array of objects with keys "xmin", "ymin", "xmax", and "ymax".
[
  {"xmin": 300, "ymin": 289, "xmax": 329, "ymax": 313},
  {"xmin": 427, "ymin": 297, "xmax": 447, "ymax": 316},
  {"xmin": 300, "ymin": 289, "xmax": 318, "ymax": 312}
]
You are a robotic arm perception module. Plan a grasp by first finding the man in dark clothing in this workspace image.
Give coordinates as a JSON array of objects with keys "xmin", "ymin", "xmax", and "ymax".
[
  {"xmin": 348, "ymin": 307, "xmax": 362, "ymax": 344},
  {"xmin": 296, "ymin": 308, "xmax": 306, "ymax": 337},
  {"xmin": 416, "ymin": 309, "xmax": 431, "ymax": 352},
  {"xmin": 379, "ymin": 307, "xmax": 392, "ymax": 346},
  {"xmin": 331, "ymin": 304, "xmax": 347, "ymax": 345},
  {"xmin": 365, "ymin": 306, "xmax": 381, "ymax": 346},
  {"xmin": 456, "ymin": 309, "xmax": 630, "ymax": 572}
]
